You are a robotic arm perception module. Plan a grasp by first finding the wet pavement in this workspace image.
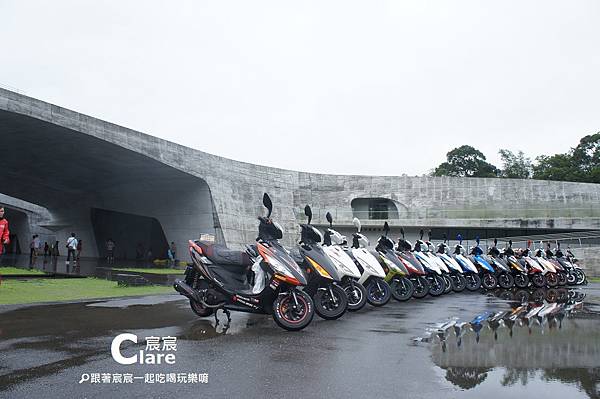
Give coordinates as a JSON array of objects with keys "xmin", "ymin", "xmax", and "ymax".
[{"xmin": 0, "ymin": 284, "xmax": 599, "ymax": 398}]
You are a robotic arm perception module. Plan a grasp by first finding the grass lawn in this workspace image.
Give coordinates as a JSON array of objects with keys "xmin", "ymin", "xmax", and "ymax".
[
  {"xmin": 111, "ymin": 267, "xmax": 185, "ymax": 275},
  {"xmin": 0, "ymin": 277, "xmax": 173, "ymax": 305},
  {"xmin": 589, "ymin": 277, "xmax": 600, "ymax": 283},
  {"xmin": 0, "ymin": 267, "xmax": 46, "ymax": 276}
]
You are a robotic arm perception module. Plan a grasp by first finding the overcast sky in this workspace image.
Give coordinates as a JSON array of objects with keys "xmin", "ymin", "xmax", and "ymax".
[{"xmin": 1, "ymin": 1, "xmax": 598, "ymax": 176}]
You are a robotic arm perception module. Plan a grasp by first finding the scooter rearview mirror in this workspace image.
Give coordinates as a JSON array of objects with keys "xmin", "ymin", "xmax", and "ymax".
[
  {"xmin": 326, "ymin": 211, "xmax": 333, "ymax": 227},
  {"xmin": 353, "ymin": 217, "xmax": 361, "ymax": 233},
  {"xmin": 304, "ymin": 205, "xmax": 312, "ymax": 224},
  {"xmin": 262, "ymin": 193, "xmax": 273, "ymax": 218},
  {"xmin": 383, "ymin": 221, "xmax": 390, "ymax": 236}
]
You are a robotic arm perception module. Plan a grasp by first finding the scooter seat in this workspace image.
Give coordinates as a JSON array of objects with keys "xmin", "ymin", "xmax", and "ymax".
[{"xmin": 196, "ymin": 241, "xmax": 252, "ymax": 267}]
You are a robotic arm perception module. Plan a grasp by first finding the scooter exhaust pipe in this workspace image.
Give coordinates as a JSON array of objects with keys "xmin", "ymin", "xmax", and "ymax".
[{"xmin": 174, "ymin": 279, "xmax": 199, "ymax": 302}]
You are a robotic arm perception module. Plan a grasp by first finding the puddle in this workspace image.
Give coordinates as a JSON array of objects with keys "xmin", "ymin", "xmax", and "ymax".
[{"xmin": 415, "ymin": 288, "xmax": 600, "ymax": 398}]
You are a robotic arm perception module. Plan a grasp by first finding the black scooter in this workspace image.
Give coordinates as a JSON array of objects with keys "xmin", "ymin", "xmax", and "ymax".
[
  {"xmin": 297, "ymin": 205, "xmax": 348, "ymax": 320},
  {"xmin": 174, "ymin": 193, "xmax": 315, "ymax": 331}
]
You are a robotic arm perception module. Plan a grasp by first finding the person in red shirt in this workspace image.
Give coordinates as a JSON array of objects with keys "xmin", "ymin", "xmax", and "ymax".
[{"xmin": 0, "ymin": 207, "xmax": 10, "ymax": 256}]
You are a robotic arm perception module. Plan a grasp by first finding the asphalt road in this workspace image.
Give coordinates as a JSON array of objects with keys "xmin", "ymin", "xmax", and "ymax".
[{"xmin": 1, "ymin": 285, "xmax": 598, "ymax": 399}]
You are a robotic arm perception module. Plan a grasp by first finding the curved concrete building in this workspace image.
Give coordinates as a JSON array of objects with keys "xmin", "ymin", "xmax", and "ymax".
[{"xmin": 1, "ymin": 87, "xmax": 600, "ymax": 259}]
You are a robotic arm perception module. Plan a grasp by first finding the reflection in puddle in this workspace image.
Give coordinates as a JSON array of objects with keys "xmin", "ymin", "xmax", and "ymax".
[{"xmin": 416, "ymin": 288, "xmax": 600, "ymax": 398}]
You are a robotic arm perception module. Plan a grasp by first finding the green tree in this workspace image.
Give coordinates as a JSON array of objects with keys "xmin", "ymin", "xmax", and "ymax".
[
  {"xmin": 499, "ymin": 149, "xmax": 532, "ymax": 179},
  {"xmin": 532, "ymin": 153, "xmax": 574, "ymax": 181},
  {"xmin": 532, "ymin": 132, "xmax": 600, "ymax": 183},
  {"xmin": 432, "ymin": 145, "xmax": 499, "ymax": 177},
  {"xmin": 571, "ymin": 132, "xmax": 600, "ymax": 182}
]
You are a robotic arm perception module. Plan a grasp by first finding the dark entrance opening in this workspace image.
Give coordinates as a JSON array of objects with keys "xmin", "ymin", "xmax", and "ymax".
[{"xmin": 91, "ymin": 208, "xmax": 168, "ymax": 261}]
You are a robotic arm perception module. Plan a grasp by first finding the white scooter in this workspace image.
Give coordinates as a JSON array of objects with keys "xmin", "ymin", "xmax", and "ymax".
[
  {"xmin": 322, "ymin": 212, "xmax": 368, "ymax": 311},
  {"xmin": 343, "ymin": 218, "xmax": 391, "ymax": 307}
]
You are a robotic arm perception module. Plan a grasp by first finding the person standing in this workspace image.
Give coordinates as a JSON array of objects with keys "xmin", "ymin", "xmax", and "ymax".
[
  {"xmin": 66, "ymin": 233, "xmax": 78, "ymax": 265},
  {"xmin": 106, "ymin": 238, "xmax": 116, "ymax": 265},
  {"xmin": 168, "ymin": 241, "xmax": 177, "ymax": 268},
  {"xmin": 30, "ymin": 235, "xmax": 37, "ymax": 260},
  {"xmin": 76, "ymin": 239, "xmax": 83, "ymax": 261},
  {"xmin": 0, "ymin": 207, "xmax": 10, "ymax": 258},
  {"xmin": 44, "ymin": 242, "xmax": 49, "ymax": 256}
]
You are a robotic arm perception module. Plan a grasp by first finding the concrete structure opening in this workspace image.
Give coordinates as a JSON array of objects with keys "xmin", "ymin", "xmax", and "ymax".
[
  {"xmin": 351, "ymin": 198, "xmax": 399, "ymax": 220},
  {"xmin": 91, "ymin": 208, "xmax": 168, "ymax": 260}
]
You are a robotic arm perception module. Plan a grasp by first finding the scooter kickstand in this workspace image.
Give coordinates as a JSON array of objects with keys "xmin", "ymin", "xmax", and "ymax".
[{"xmin": 213, "ymin": 307, "xmax": 232, "ymax": 329}]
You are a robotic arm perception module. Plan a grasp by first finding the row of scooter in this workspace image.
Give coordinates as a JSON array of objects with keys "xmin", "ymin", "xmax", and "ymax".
[{"xmin": 174, "ymin": 193, "xmax": 587, "ymax": 331}]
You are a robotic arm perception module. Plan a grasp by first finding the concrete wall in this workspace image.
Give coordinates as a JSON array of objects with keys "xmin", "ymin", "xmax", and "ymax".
[
  {"xmin": 2, "ymin": 87, "xmax": 600, "ymax": 255},
  {"xmin": 574, "ymin": 247, "xmax": 600, "ymax": 277}
]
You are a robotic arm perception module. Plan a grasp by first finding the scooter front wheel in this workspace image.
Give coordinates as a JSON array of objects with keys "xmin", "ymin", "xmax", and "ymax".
[
  {"xmin": 272, "ymin": 290, "xmax": 314, "ymax": 331},
  {"xmin": 557, "ymin": 272, "xmax": 568, "ymax": 286},
  {"xmin": 451, "ymin": 274, "xmax": 467, "ymax": 292},
  {"xmin": 390, "ymin": 276, "xmax": 414, "ymax": 301},
  {"xmin": 428, "ymin": 274, "xmax": 446, "ymax": 297},
  {"xmin": 482, "ymin": 273, "xmax": 497, "ymax": 290},
  {"xmin": 411, "ymin": 276, "xmax": 430, "ymax": 299},
  {"xmin": 442, "ymin": 275, "xmax": 453, "ymax": 294},
  {"xmin": 343, "ymin": 281, "xmax": 367, "ymax": 311},
  {"xmin": 575, "ymin": 269, "xmax": 587, "ymax": 285},
  {"xmin": 366, "ymin": 279, "xmax": 391, "ymax": 306},
  {"xmin": 465, "ymin": 273, "xmax": 482, "ymax": 291},
  {"xmin": 498, "ymin": 273, "xmax": 515, "ymax": 289},
  {"xmin": 567, "ymin": 271, "xmax": 577, "ymax": 285},
  {"xmin": 514, "ymin": 273, "xmax": 529, "ymax": 288},
  {"xmin": 546, "ymin": 272, "xmax": 559, "ymax": 287},
  {"xmin": 314, "ymin": 284, "xmax": 348, "ymax": 320},
  {"xmin": 531, "ymin": 273, "xmax": 546, "ymax": 288}
]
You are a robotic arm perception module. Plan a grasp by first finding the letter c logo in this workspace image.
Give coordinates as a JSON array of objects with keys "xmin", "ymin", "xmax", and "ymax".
[{"xmin": 111, "ymin": 333, "xmax": 138, "ymax": 365}]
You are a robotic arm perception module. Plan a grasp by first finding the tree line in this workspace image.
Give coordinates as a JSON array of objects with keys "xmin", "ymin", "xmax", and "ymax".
[{"xmin": 431, "ymin": 132, "xmax": 600, "ymax": 183}]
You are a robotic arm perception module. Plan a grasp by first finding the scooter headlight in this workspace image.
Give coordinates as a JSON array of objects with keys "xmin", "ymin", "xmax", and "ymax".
[
  {"xmin": 382, "ymin": 256, "xmax": 399, "ymax": 272},
  {"xmin": 265, "ymin": 254, "xmax": 295, "ymax": 279},
  {"xmin": 306, "ymin": 256, "xmax": 333, "ymax": 279}
]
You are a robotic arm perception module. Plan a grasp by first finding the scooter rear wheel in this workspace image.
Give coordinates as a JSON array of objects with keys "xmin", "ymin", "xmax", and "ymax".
[
  {"xmin": 390, "ymin": 276, "xmax": 414, "ymax": 301},
  {"xmin": 272, "ymin": 290, "xmax": 314, "ymax": 331},
  {"xmin": 343, "ymin": 281, "xmax": 367, "ymax": 311}
]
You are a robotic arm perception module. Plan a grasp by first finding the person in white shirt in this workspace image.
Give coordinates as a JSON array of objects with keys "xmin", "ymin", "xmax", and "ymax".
[{"xmin": 66, "ymin": 233, "xmax": 78, "ymax": 265}]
